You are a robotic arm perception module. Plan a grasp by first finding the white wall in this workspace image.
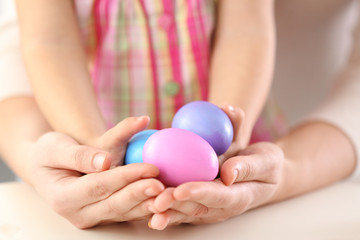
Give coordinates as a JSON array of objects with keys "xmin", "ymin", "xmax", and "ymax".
[{"xmin": 273, "ymin": 0, "xmax": 358, "ymax": 125}]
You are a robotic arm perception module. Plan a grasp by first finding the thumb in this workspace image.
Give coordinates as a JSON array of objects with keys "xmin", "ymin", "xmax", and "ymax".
[
  {"xmin": 100, "ymin": 115, "xmax": 150, "ymax": 150},
  {"xmin": 220, "ymin": 104, "xmax": 245, "ymax": 147},
  {"xmin": 67, "ymin": 145, "xmax": 112, "ymax": 173},
  {"xmin": 37, "ymin": 132, "xmax": 112, "ymax": 173}
]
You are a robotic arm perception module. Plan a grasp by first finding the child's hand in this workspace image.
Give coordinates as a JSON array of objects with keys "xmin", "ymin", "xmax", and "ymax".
[
  {"xmin": 93, "ymin": 116, "xmax": 150, "ymax": 167},
  {"xmin": 218, "ymin": 105, "xmax": 246, "ymax": 166},
  {"xmin": 30, "ymin": 132, "xmax": 164, "ymax": 228},
  {"xmin": 147, "ymin": 142, "xmax": 284, "ymax": 230}
]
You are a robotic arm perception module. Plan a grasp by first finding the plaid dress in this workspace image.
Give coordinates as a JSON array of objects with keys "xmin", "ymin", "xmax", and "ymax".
[{"xmin": 75, "ymin": 0, "xmax": 286, "ymax": 142}]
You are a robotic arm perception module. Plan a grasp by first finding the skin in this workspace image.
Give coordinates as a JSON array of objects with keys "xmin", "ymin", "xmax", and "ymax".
[
  {"xmin": 147, "ymin": 120, "xmax": 356, "ymax": 230},
  {"xmin": 15, "ymin": 0, "xmax": 275, "ymax": 152},
  {"xmin": 209, "ymin": 0, "xmax": 275, "ymax": 146},
  {"xmin": 0, "ymin": 97, "xmax": 165, "ymax": 228},
  {"xmin": 0, "ymin": 98, "xmax": 356, "ymax": 230},
  {"xmin": 0, "ymin": 96, "xmax": 243, "ymax": 228}
]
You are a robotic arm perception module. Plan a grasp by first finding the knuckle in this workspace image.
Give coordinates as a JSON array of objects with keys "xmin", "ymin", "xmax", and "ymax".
[
  {"xmin": 213, "ymin": 194, "xmax": 231, "ymax": 206},
  {"xmin": 106, "ymin": 195, "xmax": 125, "ymax": 217},
  {"xmin": 127, "ymin": 186, "xmax": 143, "ymax": 202},
  {"xmin": 216, "ymin": 216, "xmax": 229, "ymax": 223},
  {"xmin": 105, "ymin": 198, "xmax": 119, "ymax": 216},
  {"xmin": 267, "ymin": 145, "xmax": 284, "ymax": 162},
  {"xmin": 190, "ymin": 205, "xmax": 209, "ymax": 217},
  {"xmin": 71, "ymin": 219, "xmax": 93, "ymax": 229},
  {"xmin": 238, "ymin": 161, "xmax": 254, "ymax": 181},
  {"xmin": 88, "ymin": 175, "xmax": 109, "ymax": 199},
  {"xmin": 50, "ymin": 190, "xmax": 70, "ymax": 215},
  {"xmin": 73, "ymin": 146, "xmax": 89, "ymax": 169}
]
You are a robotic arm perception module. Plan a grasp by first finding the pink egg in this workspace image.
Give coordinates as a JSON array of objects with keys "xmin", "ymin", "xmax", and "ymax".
[{"xmin": 143, "ymin": 128, "xmax": 219, "ymax": 187}]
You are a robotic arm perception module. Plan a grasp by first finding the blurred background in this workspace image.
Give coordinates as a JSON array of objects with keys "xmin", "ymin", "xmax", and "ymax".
[
  {"xmin": 0, "ymin": 160, "xmax": 15, "ymax": 182},
  {"xmin": 0, "ymin": 0, "xmax": 358, "ymax": 182}
]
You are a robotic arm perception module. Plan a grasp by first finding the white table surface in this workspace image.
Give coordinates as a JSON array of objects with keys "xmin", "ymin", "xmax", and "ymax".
[{"xmin": 0, "ymin": 181, "xmax": 359, "ymax": 240}]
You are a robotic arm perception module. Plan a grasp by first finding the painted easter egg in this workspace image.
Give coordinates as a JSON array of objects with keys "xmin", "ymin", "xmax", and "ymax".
[
  {"xmin": 143, "ymin": 128, "xmax": 218, "ymax": 187},
  {"xmin": 124, "ymin": 129, "xmax": 158, "ymax": 165},
  {"xmin": 172, "ymin": 101, "xmax": 233, "ymax": 155}
]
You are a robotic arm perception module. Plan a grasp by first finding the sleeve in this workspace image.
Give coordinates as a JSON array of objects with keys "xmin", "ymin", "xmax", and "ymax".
[
  {"xmin": 306, "ymin": 12, "xmax": 360, "ymax": 183},
  {"xmin": 0, "ymin": 0, "xmax": 32, "ymax": 103}
]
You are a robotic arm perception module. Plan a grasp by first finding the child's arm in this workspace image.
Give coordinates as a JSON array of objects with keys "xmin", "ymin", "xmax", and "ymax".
[
  {"xmin": 15, "ymin": 0, "xmax": 106, "ymax": 145},
  {"xmin": 209, "ymin": 0, "xmax": 275, "ymax": 145}
]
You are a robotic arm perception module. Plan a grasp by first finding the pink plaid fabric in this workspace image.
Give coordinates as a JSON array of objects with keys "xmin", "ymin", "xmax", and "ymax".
[
  {"xmin": 76, "ymin": 0, "xmax": 215, "ymax": 129},
  {"xmin": 75, "ymin": 0, "xmax": 287, "ymax": 141}
]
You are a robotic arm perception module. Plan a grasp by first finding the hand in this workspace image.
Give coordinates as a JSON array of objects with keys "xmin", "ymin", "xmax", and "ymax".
[
  {"xmin": 29, "ymin": 132, "xmax": 164, "ymax": 229},
  {"xmin": 93, "ymin": 116, "xmax": 150, "ymax": 167},
  {"xmin": 148, "ymin": 142, "xmax": 284, "ymax": 230},
  {"xmin": 218, "ymin": 105, "xmax": 246, "ymax": 166}
]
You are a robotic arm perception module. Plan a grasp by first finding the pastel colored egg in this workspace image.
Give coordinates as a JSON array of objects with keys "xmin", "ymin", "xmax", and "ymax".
[
  {"xmin": 143, "ymin": 128, "xmax": 219, "ymax": 187},
  {"xmin": 124, "ymin": 130, "xmax": 158, "ymax": 165},
  {"xmin": 172, "ymin": 101, "xmax": 233, "ymax": 155}
]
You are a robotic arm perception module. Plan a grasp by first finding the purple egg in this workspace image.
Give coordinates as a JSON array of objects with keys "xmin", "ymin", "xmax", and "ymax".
[
  {"xmin": 172, "ymin": 101, "xmax": 233, "ymax": 155},
  {"xmin": 143, "ymin": 128, "xmax": 219, "ymax": 187}
]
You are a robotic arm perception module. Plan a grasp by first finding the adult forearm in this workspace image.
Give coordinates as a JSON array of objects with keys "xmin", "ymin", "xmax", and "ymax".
[
  {"xmin": 209, "ymin": 0, "xmax": 275, "ymax": 144},
  {"xmin": 272, "ymin": 121, "xmax": 357, "ymax": 202},
  {"xmin": 0, "ymin": 97, "xmax": 51, "ymax": 185}
]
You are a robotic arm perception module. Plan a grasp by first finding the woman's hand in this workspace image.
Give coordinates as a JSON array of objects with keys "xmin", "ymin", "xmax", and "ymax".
[
  {"xmin": 148, "ymin": 142, "xmax": 284, "ymax": 230},
  {"xmin": 29, "ymin": 132, "xmax": 164, "ymax": 229}
]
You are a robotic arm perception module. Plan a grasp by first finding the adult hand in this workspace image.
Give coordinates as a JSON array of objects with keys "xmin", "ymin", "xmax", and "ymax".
[
  {"xmin": 29, "ymin": 132, "xmax": 164, "ymax": 229},
  {"xmin": 148, "ymin": 142, "xmax": 284, "ymax": 230}
]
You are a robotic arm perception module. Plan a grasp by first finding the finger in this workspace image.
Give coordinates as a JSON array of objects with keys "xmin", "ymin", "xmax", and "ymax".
[
  {"xmin": 149, "ymin": 209, "xmax": 200, "ymax": 230},
  {"xmin": 166, "ymin": 200, "xmax": 209, "ymax": 219},
  {"xmin": 218, "ymin": 105, "xmax": 246, "ymax": 166},
  {"xmin": 148, "ymin": 212, "xmax": 171, "ymax": 230},
  {"xmin": 70, "ymin": 198, "xmax": 158, "ymax": 229},
  {"xmin": 153, "ymin": 188, "xmax": 176, "ymax": 212},
  {"xmin": 99, "ymin": 116, "xmax": 150, "ymax": 166},
  {"xmin": 81, "ymin": 178, "xmax": 164, "ymax": 224},
  {"xmin": 100, "ymin": 116, "xmax": 150, "ymax": 150},
  {"xmin": 149, "ymin": 211, "xmax": 191, "ymax": 230},
  {"xmin": 109, "ymin": 178, "xmax": 164, "ymax": 216},
  {"xmin": 65, "ymin": 163, "xmax": 160, "ymax": 206},
  {"xmin": 164, "ymin": 207, "xmax": 225, "ymax": 225},
  {"xmin": 37, "ymin": 132, "xmax": 111, "ymax": 173},
  {"xmin": 172, "ymin": 180, "xmax": 236, "ymax": 208},
  {"xmin": 220, "ymin": 144, "xmax": 283, "ymax": 185},
  {"xmin": 220, "ymin": 105, "xmax": 245, "ymax": 145}
]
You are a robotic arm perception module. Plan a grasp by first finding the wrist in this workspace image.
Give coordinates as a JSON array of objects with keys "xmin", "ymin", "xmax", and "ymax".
[{"xmin": 267, "ymin": 139, "xmax": 292, "ymax": 204}]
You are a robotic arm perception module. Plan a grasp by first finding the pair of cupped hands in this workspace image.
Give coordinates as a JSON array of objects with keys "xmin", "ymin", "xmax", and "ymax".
[{"xmin": 29, "ymin": 105, "xmax": 284, "ymax": 230}]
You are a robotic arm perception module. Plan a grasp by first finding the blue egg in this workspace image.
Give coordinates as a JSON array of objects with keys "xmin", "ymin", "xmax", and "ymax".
[
  {"xmin": 124, "ymin": 129, "xmax": 158, "ymax": 165},
  {"xmin": 172, "ymin": 101, "xmax": 233, "ymax": 155}
]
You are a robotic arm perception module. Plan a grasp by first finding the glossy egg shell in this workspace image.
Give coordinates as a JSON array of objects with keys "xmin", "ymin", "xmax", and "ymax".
[
  {"xmin": 142, "ymin": 128, "xmax": 219, "ymax": 187},
  {"xmin": 124, "ymin": 130, "xmax": 158, "ymax": 165},
  {"xmin": 172, "ymin": 101, "xmax": 233, "ymax": 155}
]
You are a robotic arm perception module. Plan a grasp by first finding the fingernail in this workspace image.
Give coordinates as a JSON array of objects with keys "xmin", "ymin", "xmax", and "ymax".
[
  {"xmin": 148, "ymin": 205, "xmax": 156, "ymax": 213},
  {"xmin": 93, "ymin": 153, "xmax": 106, "ymax": 170},
  {"xmin": 231, "ymin": 169, "xmax": 239, "ymax": 185},
  {"xmin": 137, "ymin": 115, "xmax": 150, "ymax": 122},
  {"xmin": 148, "ymin": 219, "xmax": 153, "ymax": 229},
  {"xmin": 145, "ymin": 188, "xmax": 158, "ymax": 197},
  {"xmin": 228, "ymin": 105, "xmax": 235, "ymax": 112}
]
